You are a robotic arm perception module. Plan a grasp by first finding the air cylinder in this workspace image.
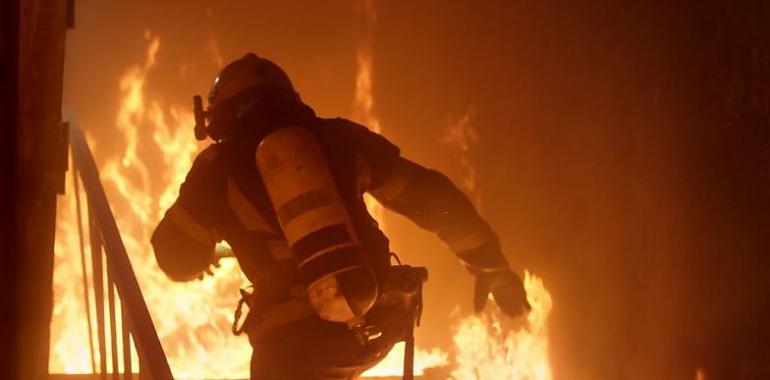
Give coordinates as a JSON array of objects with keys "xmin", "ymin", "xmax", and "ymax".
[{"xmin": 256, "ymin": 126, "xmax": 377, "ymax": 327}]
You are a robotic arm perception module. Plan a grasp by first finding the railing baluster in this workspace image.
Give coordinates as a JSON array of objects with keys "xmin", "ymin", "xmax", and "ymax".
[
  {"xmin": 107, "ymin": 265, "xmax": 119, "ymax": 380},
  {"xmin": 122, "ymin": 306, "xmax": 133, "ymax": 380},
  {"xmin": 73, "ymin": 161, "xmax": 97, "ymax": 372},
  {"xmin": 138, "ymin": 345, "xmax": 151, "ymax": 380},
  {"xmin": 89, "ymin": 203, "xmax": 108, "ymax": 380}
]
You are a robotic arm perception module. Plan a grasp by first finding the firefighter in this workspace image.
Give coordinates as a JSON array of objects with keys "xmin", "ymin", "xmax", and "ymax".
[{"xmin": 151, "ymin": 53, "xmax": 530, "ymax": 380}]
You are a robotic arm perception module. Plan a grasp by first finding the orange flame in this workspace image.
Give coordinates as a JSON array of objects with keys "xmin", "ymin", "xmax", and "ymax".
[
  {"xmin": 351, "ymin": 1, "xmax": 457, "ymax": 375},
  {"xmin": 440, "ymin": 106, "xmax": 554, "ymax": 380},
  {"xmin": 52, "ymin": 23, "xmax": 556, "ymax": 380},
  {"xmin": 362, "ymin": 343, "xmax": 449, "ymax": 377},
  {"xmin": 52, "ymin": 32, "xmax": 252, "ymax": 378},
  {"xmin": 452, "ymin": 272, "xmax": 554, "ymax": 380},
  {"xmin": 441, "ymin": 107, "xmax": 482, "ymax": 208},
  {"xmin": 352, "ymin": 0, "xmax": 385, "ymax": 225},
  {"xmin": 51, "ymin": 152, "xmax": 99, "ymax": 373}
]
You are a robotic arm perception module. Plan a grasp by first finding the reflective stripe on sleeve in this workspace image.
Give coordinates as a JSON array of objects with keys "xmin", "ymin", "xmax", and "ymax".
[
  {"xmin": 444, "ymin": 224, "xmax": 493, "ymax": 253},
  {"xmin": 368, "ymin": 157, "xmax": 422, "ymax": 203},
  {"xmin": 227, "ymin": 178, "xmax": 276, "ymax": 233},
  {"xmin": 166, "ymin": 203, "xmax": 218, "ymax": 245}
]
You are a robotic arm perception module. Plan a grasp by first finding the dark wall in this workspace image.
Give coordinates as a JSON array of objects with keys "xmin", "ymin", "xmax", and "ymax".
[
  {"xmin": 15, "ymin": 1, "xmax": 69, "ymax": 379},
  {"xmin": 0, "ymin": 0, "xmax": 20, "ymax": 378},
  {"xmin": 681, "ymin": 3, "xmax": 770, "ymax": 378},
  {"xmin": 374, "ymin": 1, "xmax": 770, "ymax": 379}
]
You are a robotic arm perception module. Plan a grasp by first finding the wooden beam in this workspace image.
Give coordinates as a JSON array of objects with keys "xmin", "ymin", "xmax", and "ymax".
[{"xmin": 15, "ymin": 0, "xmax": 69, "ymax": 378}]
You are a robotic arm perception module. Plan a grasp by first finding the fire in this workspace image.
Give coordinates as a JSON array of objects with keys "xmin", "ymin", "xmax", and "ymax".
[
  {"xmin": 351, "ymin": 1, "xmax": 455, "ymax": 375},
  {"xmin": 352, "ymin": 0, "xmax": 385, "ymax": 224},
  {"xmin": 362, "ymin": 343, "xmax": 449, "ymax": 378},
  {"xmin": 441, "ymin": 107, "xmax": 482, "ymax": 208},
  {"xmin": 439, "ymin": 105, "xmax": 553, "ymax": 380},
  {"xmin": 52, "ymin": 32, "xmax": 252, "ymax": 378},
  {"xmin": 51, "ymin": 153, "xmax": 98, "ymax": 373},
  {"xmin": 353, "ymin": 0, "xmax": 380, "ymax": 136},
  {"xmin": 452, "ymin": 272, "xmax": 553, "ymax": 380},
  {"xmin": 51, "ymin": 29, "xmax": 449, "ymax": 379},
  {"xmin": 52, "ymin": 18, "xmax": 556, "ymax": 380}
]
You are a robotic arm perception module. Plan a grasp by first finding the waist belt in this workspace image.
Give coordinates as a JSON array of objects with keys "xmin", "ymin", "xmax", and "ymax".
[
  {"xmin": 232, "ymin": 284, "xmax": 312, "ymax": 337},
  {"xmin": 233, "ymin": 264, "xmax": 428, "ymax": 340}
]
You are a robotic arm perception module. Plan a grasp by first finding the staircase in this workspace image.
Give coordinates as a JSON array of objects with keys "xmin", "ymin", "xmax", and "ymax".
[{"xmin": 63, "ymin": 119, "xmax": 174, "ymax": 380}]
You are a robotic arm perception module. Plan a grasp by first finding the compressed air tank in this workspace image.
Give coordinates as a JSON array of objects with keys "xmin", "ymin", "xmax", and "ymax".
[{"xmin": 256, "ymin": 126, "xmax": 377, "ymax": 327}]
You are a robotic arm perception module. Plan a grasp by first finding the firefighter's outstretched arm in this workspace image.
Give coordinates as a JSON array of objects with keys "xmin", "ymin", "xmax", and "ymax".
[
  {"xmin": 151, "ymin": 149, "xmax": 221, "ymax": 282},
  {"xmin": 370, "ymin": 156, "xmax": 530, "ymax": 318},
  {"xmin": 152, "ymin": 202, "xmax": 218, "ymax": 281}
]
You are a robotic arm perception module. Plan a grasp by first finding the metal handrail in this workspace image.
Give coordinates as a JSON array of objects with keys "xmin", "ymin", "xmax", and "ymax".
[{"xmin": 68, "ymin": 119, "xmax": 174, "ymax": 380}]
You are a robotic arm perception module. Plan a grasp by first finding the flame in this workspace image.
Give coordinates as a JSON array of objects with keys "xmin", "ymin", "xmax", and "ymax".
[
  {"xmin": 51, "ymin": 153, "xmax": 99, "ymax": 373},
  {"xmin": 352, "ymin": 0, "xmax": 385, "ymax": 223},
  {"xmin": 52, "ymin": 19, "xmax": 557, "ymax": 380},
  {"xmin": 441, "ymin": 107, "xmax": 481, "ymax": 208},
  {"xmin": 52, "ymin": 29, "xmax": 451, "ymax": 379},
  {"xmin": 452, "ymin": 272, "xmax": 553, "ymax": 380},
  {"xmin": 440, "ymin": 106, "xmax": 554, "ymax": 380},
  {"xmin": 52, "ymin": 32, "xmax": 252, "ymax": 378},
  {"xmin": 350, "ymin": 1, "xmax": 456, "ymax": 375},
  {"xmin": 353, "ymin": 0, "xmax": 380, "ymax": 135},
  {"xmin": 362, "ymin": 342, "xmax": 449, "ymax": 377}
]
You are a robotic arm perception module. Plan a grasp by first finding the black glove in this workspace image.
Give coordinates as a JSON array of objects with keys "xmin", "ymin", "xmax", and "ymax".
[{"xmin": 473, "ymin": 269, "xmax": 531, "ymax": 318}]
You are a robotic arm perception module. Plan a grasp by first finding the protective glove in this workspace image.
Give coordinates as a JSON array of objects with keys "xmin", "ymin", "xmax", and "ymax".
[
  {"xmin": 196, "ymin": 241, "xmax": 230, "ymax": 280},
  {"xmin": 473, "ymin": 269, "xmax": 531, "ymax": 318}
]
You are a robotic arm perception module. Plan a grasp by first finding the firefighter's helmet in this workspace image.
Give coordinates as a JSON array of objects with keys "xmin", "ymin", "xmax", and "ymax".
[{"xmin": 194, "ymin": 53, "xmax": 299, "ymax": 140}]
